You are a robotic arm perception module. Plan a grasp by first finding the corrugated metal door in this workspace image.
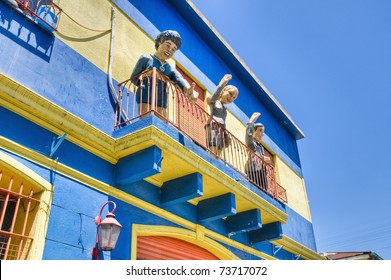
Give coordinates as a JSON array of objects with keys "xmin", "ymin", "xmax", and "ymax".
[{"xmin": 137, "ymin": 236, "xmax": 219, "ymax": 260}]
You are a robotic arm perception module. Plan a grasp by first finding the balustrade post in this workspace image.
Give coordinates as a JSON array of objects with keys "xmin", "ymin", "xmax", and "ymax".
[
  {"xmin": 151, "ymin": 67, "xmax": 157, "ymax": 112},
  {"xmin": 114, "ymin": 69, "xmax": 287, "ymax": 203}
]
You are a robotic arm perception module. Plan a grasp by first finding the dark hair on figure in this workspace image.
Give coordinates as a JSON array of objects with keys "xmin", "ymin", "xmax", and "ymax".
[
  {"xmin": 155, "ymin": 30, "xmax": 182, "ymax": 50},
  {"xmin": 254, "ymin": 123, "xmax": 264, "ymax": 129}
]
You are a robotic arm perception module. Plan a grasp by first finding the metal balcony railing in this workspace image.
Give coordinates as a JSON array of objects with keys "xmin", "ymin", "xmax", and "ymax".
[
  {"xmin": 10, "ymin": 0, "xmax": 61, "ymax": 32},
  {"xmin": 115, "ymin": 68, "xmax": 287, "ymax": 203}
]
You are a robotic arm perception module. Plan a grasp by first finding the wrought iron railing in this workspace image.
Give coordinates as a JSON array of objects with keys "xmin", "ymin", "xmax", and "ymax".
[
  {"xmin": 115, "ymin": 68, "xmax": 287, "ymax": 203},
  {"xmin": 9, "ymin": 0, "xmax": 61, "ymax": 32}
]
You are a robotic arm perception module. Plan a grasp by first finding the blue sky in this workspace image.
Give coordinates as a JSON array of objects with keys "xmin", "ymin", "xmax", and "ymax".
[{"xmin": 191, "ymin": 0, "xmax": 391, "ymax": 259}]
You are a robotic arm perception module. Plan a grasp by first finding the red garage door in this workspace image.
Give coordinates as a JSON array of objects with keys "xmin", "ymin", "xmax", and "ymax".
[{"xmin": 137, "ymin": 236, "xmax": 219, "ymax": 260}]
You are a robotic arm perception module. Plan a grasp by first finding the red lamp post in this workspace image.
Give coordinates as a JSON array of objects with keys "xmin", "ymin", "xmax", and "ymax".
[{"xmin": 92, "ymin": 201, "xmax": 122, "ymax": 260}]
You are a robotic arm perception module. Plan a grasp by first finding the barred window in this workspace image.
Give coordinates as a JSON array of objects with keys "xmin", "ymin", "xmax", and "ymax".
[{"xmin": 0, "ymin": 169, "xmax": 42, "ymax": 260}]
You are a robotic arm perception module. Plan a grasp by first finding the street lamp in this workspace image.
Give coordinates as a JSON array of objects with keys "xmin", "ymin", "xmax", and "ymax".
[{"xmin": 92, "ymin": 201, "xmax": 122, "ymax": 259}]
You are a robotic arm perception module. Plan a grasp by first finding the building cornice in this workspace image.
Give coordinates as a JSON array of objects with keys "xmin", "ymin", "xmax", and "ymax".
[
  {"xmin": 182, "ymin": 0, "xmax": 305, "ymax": 139},
  {"xmin": 0, "ymin": 136, "xmax": 279, "ymax": 260},
  {"xmin": 0, "ymin": 73, "xmax": 118, "ymax": 163},
  {"xmin": 1, "ymin": 73, "xmax": 287, "ymax": 223},
  {"xmin": 272, "ymin": 235, "xmax": 326, "ymax": 260}
]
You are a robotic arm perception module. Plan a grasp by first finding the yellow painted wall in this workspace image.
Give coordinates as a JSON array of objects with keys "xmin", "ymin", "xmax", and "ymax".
[
  {"xmin": 55, "ymin": 0, "xmax": 112, "ymax": 72},
  {"xmin": 204, "ymin": 90, "xmax": 312, "ymax": 222},
  {"xmin": 274, "ymin": 156, "xmax": 312, "ymax": 221},
  {"xmin": 55, "ymin": 0, "xmax": 172, "ymax": 83},
  {"xmin": 55, "ymin": 0, "xmax": 312, "ymax": 223}
]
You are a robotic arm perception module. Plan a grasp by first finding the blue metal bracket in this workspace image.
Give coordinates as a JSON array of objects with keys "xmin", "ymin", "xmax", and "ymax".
[
  {"xmin": 273, "ymin": 245, "xmax": 283, "ymax": 255},
  {"xmin": 157, "ymin": 156, "xmax": 164, "ymax": 166},
  {"xmin": 294, "ymin": 254, "xmax": 301, "ymax": 260},
  {"xmin": 49, "ymin": 133, "xmax": 66, "ymax": 158}
]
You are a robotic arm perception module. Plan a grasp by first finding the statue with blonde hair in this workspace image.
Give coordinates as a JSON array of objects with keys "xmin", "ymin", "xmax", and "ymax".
[{"xmin": 206, "ymin": 74, "xmax": 238, "ymax": 156}]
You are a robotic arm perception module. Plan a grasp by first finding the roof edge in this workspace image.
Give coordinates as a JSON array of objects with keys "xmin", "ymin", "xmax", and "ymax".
[{"xmin": 184, "ymin": 0, "xmax": 305, "ymax": 140}]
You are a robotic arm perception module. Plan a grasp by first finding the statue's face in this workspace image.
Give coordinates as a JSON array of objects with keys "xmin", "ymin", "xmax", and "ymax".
[
  {"xmin": 253, "ymin": 126, "xmax": 265, "ymax": 142},
  {"xmin": 220, "ymin": 87, "xmax": 238, "ymax": 104},
  {"xmin": 155, "ymin": 40, "xmax": 178, "ymax": 61}
]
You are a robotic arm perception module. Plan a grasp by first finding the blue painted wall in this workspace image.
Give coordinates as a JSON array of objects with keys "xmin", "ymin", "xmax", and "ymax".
[
  {"xmin": 124, "ymin": 0, "xmax": 302, "ymax": 168},
  {"xmin": 42, "ymin": 170, "xmax": 280, "ymax": 260},
  {"xmin": 282, "ymin": 206, "xmax": 317, "ymax": 251},
  {"xmin": 0, "ymin": 116, "xmax": 302, "ymax": 260},
  {"xmin": 0, "ymin": 107, "xmax": 115, "ymax": 184},
  {"xmin": 1, "ymin": 1, "xmax": 302, "ymax": 172},
  {"xmin": 0, "ymin": 107, "xmax": 296, "ymax": 258},
  {"xmin": 45, "ymin": 176, "xmax": 300, "ymax": 260},
  {"xmin": 0, "ymin": 2, "xmax": 317, "ymax": 260},
  {"xmin": 0, "ymin": 2, "xmax": 115, "ymax": 134},
  {"xmin": 1, "ymin": 100, "xmax": 313, "ymax": 258}
]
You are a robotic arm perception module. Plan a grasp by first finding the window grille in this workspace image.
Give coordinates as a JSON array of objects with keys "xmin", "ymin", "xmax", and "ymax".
[{"xmin": 0, "ymin": 170, "xmax": 41, "ymax": 260}]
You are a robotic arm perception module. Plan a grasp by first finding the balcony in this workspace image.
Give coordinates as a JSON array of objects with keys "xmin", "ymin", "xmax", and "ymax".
[
  {"xmin": 115, "ymin": 68, "xmax": 287, "ymax": 203},
  {"xmin": 4, "ymin": 0, "xmax": 61, "ymax": 32}
]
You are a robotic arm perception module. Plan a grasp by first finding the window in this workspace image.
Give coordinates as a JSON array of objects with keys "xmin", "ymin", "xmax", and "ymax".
[
  {"xmin": 0, "ymin": 168, "xmax": 42, "ymax": 260},
  {"xmin": 175, "ymin": 66, "xmax": 204, "ymax": 108},
  {"xmin": 264, "ymin": 146, "xmax": 274, "ymax": 166}
]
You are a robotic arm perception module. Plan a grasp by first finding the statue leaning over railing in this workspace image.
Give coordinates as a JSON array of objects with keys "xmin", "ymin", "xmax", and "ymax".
[
  {"xmin": 245, "ymin": 112, "xmax": 275, "ymax": 194},
  {"xmin": 116, "ymin": 68, "xmax": 287, "ymax": 203},
  {"xmin": 205, "ymin": 74, "xmax": 238, "ymax": 158},
  {"xmin": 129, "ymin": 30, "xmax": 198, "ymax": 118},
  {"xmin": 115, "ymin": 30, "xmax": 287, "ymax": 203}
]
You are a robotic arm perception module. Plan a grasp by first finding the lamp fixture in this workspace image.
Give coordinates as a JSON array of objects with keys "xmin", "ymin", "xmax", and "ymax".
[{"xmin": 92, "ymin": 201, "xmax": 122, "ymax": 260}]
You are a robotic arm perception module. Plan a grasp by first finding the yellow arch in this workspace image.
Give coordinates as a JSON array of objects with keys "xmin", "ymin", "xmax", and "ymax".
[
  {"xmin": 0, "ymin": 150, "xmax": 53, "ymax": 260},
  {"xmin": 131, "ymin": 224, "xmax": 240, "ymax": 260}
]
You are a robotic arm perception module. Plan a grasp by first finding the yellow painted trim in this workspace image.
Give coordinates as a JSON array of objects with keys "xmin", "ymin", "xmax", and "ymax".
[
  {"xmin": 149, "ymin": 128, "xmax": 288, "ymax": 223},
  {"xmin": 0, "ymin": 73, "xmax": 117, "ymax": 163},
  {"xmin": 131, "ymin": 224, "xmax": 240, "ymax": 260},
  {"xmin": 0, "ymin": 136, "xmax": 277, "ymax": 260},
  {"xmin": 2, "ymin": 75, "xmax": 313, "ymax": 260},
  {"xmin": 114, "ymin": 126, "xmax": 156, "ymax": 157},
  {"xmin": 0, "ymin": 150, "xmax": 53, "ymax": 260},
  {"xmin": 272, "ymin": 235, "xmax": 326, "ymax": 260},
  {"xmin": 0, "ymin": 152, "xmax": 52, "ymax": 192},
  {"xmin": 0, "ymin": 72, "xmax": 287, "ymax": 222},
  {"xmin": 116, "ymin": 124, "xmax": 287, "ymax": 222},
  {"xmin": 119, "ymin": 126, "xmax": 286, "ymax": 223},
  {"xmin": 274, "ymin": 156, "xmax": 312, "ymax": 222},
  {"xmin": 0, "ymin": 73, "xmax": 287, "ymax": 222}
]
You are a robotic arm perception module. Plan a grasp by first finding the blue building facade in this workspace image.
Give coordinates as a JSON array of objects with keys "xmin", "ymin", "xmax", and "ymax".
[{"xmin": 0, "ymin": 0, "xmax": 323, "ymax": 260}]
